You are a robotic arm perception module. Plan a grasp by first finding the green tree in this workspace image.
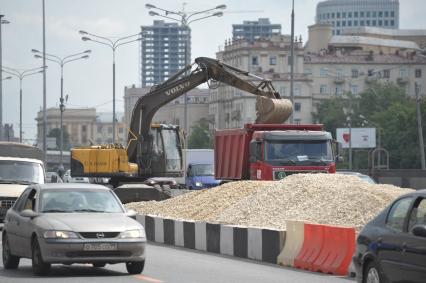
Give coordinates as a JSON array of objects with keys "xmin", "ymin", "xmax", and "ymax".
[
  {"xmin": 312, "ymin": 82, "xmax": 425, "ymax": 169},
  {"xmin": 187, "ymin": 118, "xmax": 213, "ymax": 149},
  {"xmin": 48, "ymin": 128, "xmax": 71, "ymax": 150}
]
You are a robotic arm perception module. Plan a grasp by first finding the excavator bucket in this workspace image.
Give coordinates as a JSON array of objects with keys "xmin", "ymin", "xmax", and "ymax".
[{"xmin": 255, "ymin": 96, "xmax": 293, "ymax": 124}]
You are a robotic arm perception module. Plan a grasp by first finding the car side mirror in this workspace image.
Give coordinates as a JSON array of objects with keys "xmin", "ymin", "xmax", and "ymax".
[
  {"xmin": 21, "ymin": 209, "xmax": 39, "ymax": 219},
  {"xmin": 336, "ymin": 156, "xmax": 344, "ymax": 163},
  {"xmin": 412, "ymin": 224, "xmax": 426, "ymax": 238},
  {"xmin": 125, "ymin": 209, "xmax": 137, "ymax": 220}
]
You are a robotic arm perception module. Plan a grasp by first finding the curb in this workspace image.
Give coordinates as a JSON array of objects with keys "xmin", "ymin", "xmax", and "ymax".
[{"xmin": 136, "ymin": 214, "xmax": 286, "ymax": 264}]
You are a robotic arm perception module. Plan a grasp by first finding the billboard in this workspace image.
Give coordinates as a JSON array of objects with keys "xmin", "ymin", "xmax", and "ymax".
[{"xmin": 336, "ymin": 128, "xmax": 376, "ymax": 149}]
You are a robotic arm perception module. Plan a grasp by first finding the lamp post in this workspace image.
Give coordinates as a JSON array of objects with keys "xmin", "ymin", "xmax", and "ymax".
[
  {"xmin": 0, "ymin": 15, "xmax": 10, "ymax": 141},
  {"xmin": 415, "ymin": 82, "xmax": 426, "ymax": 169},
  {"xmin": 290, "ymin": 0, "xmax": 295, "ymax": 124},
  {"xmin": 79, "ymin": 30, "xmax": 142, "ymax": 144},
  {"xmin": 146, "ymin": 3, "xmax": 226, "ymax": 149},
  {"xmin": 32, "ymin": 49, "xmax": 90, "ymax": 169},
  {"xmin": 2, "ymin": 66, "xmax": 44, "ymax": 142}
]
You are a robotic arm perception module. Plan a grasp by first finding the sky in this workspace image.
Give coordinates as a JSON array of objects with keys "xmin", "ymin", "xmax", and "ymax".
[{"xmin": 1, "ymin": 0, "xmax": 425, "ymax": 142}]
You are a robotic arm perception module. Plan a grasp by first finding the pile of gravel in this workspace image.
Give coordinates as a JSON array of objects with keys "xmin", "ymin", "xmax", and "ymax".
[{"xmin": 126, "ymin": 174, "xmax": 412, "ymax": 231}]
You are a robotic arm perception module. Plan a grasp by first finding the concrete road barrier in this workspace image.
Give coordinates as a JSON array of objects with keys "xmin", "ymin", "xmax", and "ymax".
[{"xmin": 277, "ymin": 220, "xmax": 305, "ymax": 266}]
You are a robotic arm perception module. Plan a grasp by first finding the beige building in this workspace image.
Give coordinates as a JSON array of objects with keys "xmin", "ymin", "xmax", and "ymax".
[
  {"xmin": 123, "ymin": 85, "xmax": 210, "ymax": 136},
  {"xmin": 211, "ymin": 36, "xmax": 313, "ymax": 128},
  {"xmin": 35, "ymin": 108, "xmax": 126, "ymax": 148}
]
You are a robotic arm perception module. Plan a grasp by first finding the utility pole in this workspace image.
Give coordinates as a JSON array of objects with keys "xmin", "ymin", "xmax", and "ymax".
[
  {"xmin": 416, "ymin": 82, "xmax": 426, "ymax": 169},
  {"xmin": 289, "ymin": 0, "xmax": 295, "ymax": 124}
]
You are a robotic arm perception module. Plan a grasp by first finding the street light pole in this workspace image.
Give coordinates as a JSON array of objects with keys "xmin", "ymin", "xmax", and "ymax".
[
  {"xmin": 146, "ymin": 3, "xmax": 226, "ymax": 148},
  {"xmin": 42, "ymin": 0, "xmax": 47, "ymax": 161},
  {"xmin": 415, "ymin": 82, "xmax": 426, "ymax": 169},
  {"xmin": 2, "ymin": 66, "xmax": 44, "ymax": 142},
  {"xmin": 33, "ymin": 49, "xmax": 90, "ymax": 169},
  {"xmin": 0, "ymin": 15, "xmax": 10, "ymax": 141},
  {"xmin": 79, "ymin": 30, "xmax": 142, "ymax": 144},
  {"xmin": 290, "ymin": 0, "xmax": 295, "ymax": 124}
]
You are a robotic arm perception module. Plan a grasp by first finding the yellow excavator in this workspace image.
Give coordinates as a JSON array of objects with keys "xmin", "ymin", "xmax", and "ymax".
[{"xmin": 71, "ymin": 57, "xmax": 292, "ymax": 202}]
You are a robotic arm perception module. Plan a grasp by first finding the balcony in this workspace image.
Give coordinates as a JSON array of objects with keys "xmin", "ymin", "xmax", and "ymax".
[
  {"xmin": 397, "ymin": 77, "xmax": 409, "ymax": 85},
  {"xmin": 365, "ymin": 76, "xmax": 378, "ymax": 84},
  {"xmin": 334, "ymin": 77, "xmax": 345, "ymax": 84}
]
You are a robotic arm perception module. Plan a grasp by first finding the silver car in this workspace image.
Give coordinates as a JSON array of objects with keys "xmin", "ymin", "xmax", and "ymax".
[{"xmin": 2, "ymin": 184, "xmax": 146, "ymax": 276}]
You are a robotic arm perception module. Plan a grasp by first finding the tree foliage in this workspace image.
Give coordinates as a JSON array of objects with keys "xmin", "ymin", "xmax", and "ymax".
[
  {"xmin": 313, "ymin": 82, "xmax": 424, "ymax": 169},
  {"xmin": 187, "ymin": 118, "xmax": 213, "ymax": 149},
  {"xmin": 48, "ymin": 128, "xmax": 71, "ymax": 150}
]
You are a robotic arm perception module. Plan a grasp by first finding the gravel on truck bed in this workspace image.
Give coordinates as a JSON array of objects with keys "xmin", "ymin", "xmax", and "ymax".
[{"xmin": 126, "ymin": 174, "xmax": 413, "ymax": 231}]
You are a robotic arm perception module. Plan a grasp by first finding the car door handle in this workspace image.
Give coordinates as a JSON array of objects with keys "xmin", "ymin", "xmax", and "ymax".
[
  {"xmin": 402, "ymin": 242, "xmax": 407, "ymax": 252},
  {"xmin": 377, "ymin": 237, "xmax": 382, "ymax": 244}
]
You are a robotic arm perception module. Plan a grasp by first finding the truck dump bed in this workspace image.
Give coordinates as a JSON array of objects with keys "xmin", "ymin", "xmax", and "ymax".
[
  {"xmin": 0, "ymin": 142, "xmax": 44, "ymax": 161},
  {"xmin": 214, "ymin": 124, "xmax": 324, "ymax": 180}
]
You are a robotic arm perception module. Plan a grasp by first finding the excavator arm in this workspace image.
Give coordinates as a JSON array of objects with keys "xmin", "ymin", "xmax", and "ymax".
[{"xmin": 128, "ymin": 57, "xmax": 292, "ymax": 174}]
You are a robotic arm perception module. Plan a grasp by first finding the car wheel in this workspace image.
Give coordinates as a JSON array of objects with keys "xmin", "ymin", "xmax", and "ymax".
[
  {"xmin": 364, "ymin": 261, "xmax": 384, "ymax": 283},
  {"xmin": 32, "ymin": 238, "xmax": 51, "ymax": 276},
  {"xmin": 92, "ymin": 262, "xmax": 106, "ymax": 268},
  {"xmin": 126, "ymin": 261, "xmax": 145, "ymax": 274},
  {"xmin": 2, "ymin": 234, "xmax": 20, "ymax": 269}
]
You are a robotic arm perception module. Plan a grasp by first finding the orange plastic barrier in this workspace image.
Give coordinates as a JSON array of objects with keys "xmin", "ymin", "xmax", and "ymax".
[
  {"xmin": 311, "ymin": 225, "xmax": 356, "ymax": 275},
  {"xmin": 293, "ymin": 223, "xmax": 324, "ymax": 270}
]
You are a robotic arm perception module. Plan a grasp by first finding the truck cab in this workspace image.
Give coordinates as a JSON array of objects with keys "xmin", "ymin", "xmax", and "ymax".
[{"xmin": 249, "ymin": 130, "xmax": 337, "ymax": 180}]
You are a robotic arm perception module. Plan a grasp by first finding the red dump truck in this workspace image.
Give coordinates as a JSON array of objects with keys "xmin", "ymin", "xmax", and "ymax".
[{"xmin": 215, "ymin": 124, "xmax": 342, "ymax": 181}]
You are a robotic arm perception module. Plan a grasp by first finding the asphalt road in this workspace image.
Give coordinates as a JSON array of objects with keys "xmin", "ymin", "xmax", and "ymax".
[{"xmin": 0, "ymin": 234, "xmax": 355, "ymax": 283}]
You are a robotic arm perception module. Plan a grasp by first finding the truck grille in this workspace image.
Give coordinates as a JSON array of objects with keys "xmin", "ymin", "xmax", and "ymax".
[
  {"xmin": 0, "ymin": 198, "xmax": 16, "ymax": 209},
  {"xmin": 273, "ymin": 170, "xmax": 328, "ymax": 180},
  {"xmin": 79, "ymin": 232, "xmax": 120, "ymax": 239}
]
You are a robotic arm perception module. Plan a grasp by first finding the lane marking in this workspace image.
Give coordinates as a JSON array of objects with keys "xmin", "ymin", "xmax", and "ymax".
[{"xmin": 134, "ymin": 275, "xmax": 164, "ymax": 283}]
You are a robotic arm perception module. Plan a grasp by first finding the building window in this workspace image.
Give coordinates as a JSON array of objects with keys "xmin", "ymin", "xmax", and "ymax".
[
  {"xmin": 342, "ymin": 12, "xmax": 346, "ymax": 18},
  {"xmin": 320, "ymin": 85, "xmax": 328, "ymax": 94},
  {"xmin": 416, "ymin": 84, "xmax": 422, "ymax": 94},
  {"xmin": 379, "ymin": 11, "xmax": 383, "ymax": 17},
  {"xmin": 336, "ymin": 30, "xmax": 340, "ymax": 35},
  {"xmin": 327, "ymin": 13, "xmax": 330, "ymax": 19},
  {"xmin": 336, "ymin": 21, "xmax": 340, "ymax": 27},
  {"xmin": 354, "ymin": 20, "xmax": 358, "ymax": 26},
  {"xmin": 378, "ymin": 20, "xmax": 383, "ymax": 26},
  {"xmin": 385, "ymin": 11, "xmax": 389, "ymax": 17},
  {"xmin": 342, "ymin": 21, "xmax": 346, "ymax": 27},
  {"xmin": 373, "ymin": 11, "xmax": 377, "ymax": 17},
  {"xmin": 360, "ymin": 11, "xmax": 364, "ymax": 17},
  {"xmin": 384, "ymin": 20, "xmax": 388, "ymax": 26},
  {"xmin": 294, "ymin": 102, "xmax": 301, "ymax": 112},
  {"xmin": 348, "ymin": 21, "xmax": 352, "ymax": 26},
  {"xmin": 294, "ymin": 85, "xmax": 301, "ymax": 96},
  {"xmin": 332, "ymin": 12, "xmax": 335, "ymax": 18},
  {"xmin": 320, "ymin": 68, "xmax": 328, "ymax": 77},
  {"xmin": 400, "ymin": 68, "xmax": 408, "ymax": 78},
  {"xmin": 350, "ymin": 85, "xmax": 359, "ymax": 95},
  {"xmin": 82, "ymin": 125, "xmax": 87, "ymax": 132},
  {"xmin": 384, "ymin": 69, "xmax": 391, "ymax": 78},
  {"xmin": 372, "ymin": 20, "xmax": 377, "ymax": 26},
  {"xmin": 360, "ymin": 20, "xmax": 364, "ymax": 26},
  {"xmin": 352, "ymin": 69, "xmax": 359, "ymax": 78},
  {"xmin": 348, "ymin": 12, "xmax": 352, "ymax": 18},
  {"xmin": 366, "ymin": 11, "xmax": 370, "ymax": 18},
  {"xmin": 294, "ymin": 119, "xmax": 301, "ymax": 125},
  {"xmin": 279, "ymin": 87, "xmax": 286, "ymax": 95},
  {"xmin": 354, "ymin": 11, "xmax": 358, "ymax": 18},
  {"xmin": 416, "ymin": 69, "xmax": 422, "ymax": 78},
  {"xmin": 270, "ymin": 56, "xmax": 277, "ymax": 65},
  {"xmin": 391, "ymin": 20, "xmax": 395, "ymax": 26},
  {"xmin": 252, "ymin": 56, "xmax": 258, "ymax": 65},
  {"xmin": 337, "ymin": 12, "xmax": 340, "ymax": 18},
  {"xmin": 366, "ymin": 20, "xmax": 370, "ymax": 26},
  {"xmin": 335, "ymin": 85, "xmax": 343, "ymax": 95},
  {"xmin": 304, "ymin": 68, "xmax": 312, "ymax": 75},
  {"xmin": 391, "ymin": 11, "xmax": 395, "ymax": 17}
]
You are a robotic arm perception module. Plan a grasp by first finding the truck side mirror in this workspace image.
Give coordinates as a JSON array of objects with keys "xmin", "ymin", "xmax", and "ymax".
[
  {"xmin": 332, "ymin": 141, "xmax": 343, "ymax": 163},
  {"xmin": 249, "ymin": 141, "xmax": 262, "ymax": 163}
]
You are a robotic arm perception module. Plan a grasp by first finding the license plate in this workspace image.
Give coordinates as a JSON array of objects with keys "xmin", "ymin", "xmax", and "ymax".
[{"xmin": 83, "ymin": 243, "xmax": 117, "ymax": 251}]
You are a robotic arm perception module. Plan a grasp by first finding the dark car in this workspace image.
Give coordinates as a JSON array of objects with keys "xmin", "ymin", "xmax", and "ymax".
[{"xmin": 353, "ymin": 189, "xmax": 426, "ymax": 283}]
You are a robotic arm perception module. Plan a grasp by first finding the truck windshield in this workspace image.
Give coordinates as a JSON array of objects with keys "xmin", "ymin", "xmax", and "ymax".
[
  {"xmin": 0, "ymin": 160, "xmax": 45, "ymax": 184},
  {"xmin": 265, "ymin": 140, "xmax": 333, "ymax": 164},
  {"xmin": 190, "ymin": 164, "xmax": 214, "ymax": 176}
]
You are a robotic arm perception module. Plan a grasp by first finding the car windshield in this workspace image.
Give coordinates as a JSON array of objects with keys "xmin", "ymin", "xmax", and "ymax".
[
  {"xmin": 0, "ymin": 160, "xmax": 44, "ymax": 184},
  {"xmin": 265, "ymin": 140, "xmax": 333, "ymax": 164},
  {"xmin": 190, "ymin": 164, "xmax": 214, "ymax": 176},
  {"xmin": 39, "ymin": 189, "xmax": 123, "ymax": 213}
]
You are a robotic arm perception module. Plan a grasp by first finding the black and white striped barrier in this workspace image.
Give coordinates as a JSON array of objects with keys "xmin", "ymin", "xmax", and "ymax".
[{"xmin": 136, "ymin": 215, "xmax": 286, "ymax": 264}]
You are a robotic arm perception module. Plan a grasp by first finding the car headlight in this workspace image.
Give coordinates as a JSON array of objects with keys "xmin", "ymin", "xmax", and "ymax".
[
  {"xmin": 43, "ymin": 230, "xmax": 79, "ymax": 239},
  {"xmin": 120, "ymin": 229, "xmax": 146, "ymax": 239},
  {"xmin": 195, "ymin": 182, "xmax": 203, "ymax": 187}
]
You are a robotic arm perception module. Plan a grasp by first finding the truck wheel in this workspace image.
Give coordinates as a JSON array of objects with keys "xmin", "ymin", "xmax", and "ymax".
[
  {"xmin": 32, "ymin": 238, "xmax": 51, "ymax": 276},
  {"xmin": 2, "ymin": 234, "xmax": 20, "ymax": 269},
  {"xmin": 126, "ymin": 261, "xmax": 145, "ymax": 274}
]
